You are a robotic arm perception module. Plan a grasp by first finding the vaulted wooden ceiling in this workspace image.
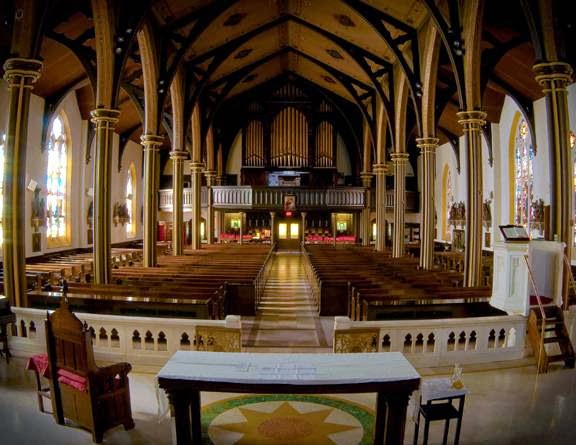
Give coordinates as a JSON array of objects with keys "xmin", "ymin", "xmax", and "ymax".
[{"xmin": 1, "ymin": 0, "xmax": 569, "ymax": 153}]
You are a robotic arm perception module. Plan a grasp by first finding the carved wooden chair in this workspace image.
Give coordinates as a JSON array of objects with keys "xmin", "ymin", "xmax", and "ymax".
[
  {"xmin": 333, "ymin": 328, "xmax": 380, "ymax": 353},
  {"xmin": 45, "ymin": 301, "xmax": 134, "ymax": 443}
]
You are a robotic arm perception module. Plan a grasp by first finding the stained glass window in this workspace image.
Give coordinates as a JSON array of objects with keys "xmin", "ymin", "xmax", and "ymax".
[
  {"xmin": 46, "ymin": 114, "xmax": 70, "ymax": 245},
  {"xmin": 514, "ymin": 120, "xmax": 534, "ymax": 227},
  {"xmin": 0, "ymin": 133, "xmax": 5, "ymax": 249},
  {"xmin": 126, "ymin": 164, "xmax": 136, "ymax": 237}
]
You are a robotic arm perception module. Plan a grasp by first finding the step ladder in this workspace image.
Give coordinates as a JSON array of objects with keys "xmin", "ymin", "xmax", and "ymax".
[{"xmin": 525, "ymin": 255, "xmax": 575, "ymax": 373}]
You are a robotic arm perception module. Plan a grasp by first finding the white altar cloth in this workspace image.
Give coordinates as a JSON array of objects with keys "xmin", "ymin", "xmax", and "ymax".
[{"xmin": 157, "ymin": 351, "xmax": 419, "ymax": 386}]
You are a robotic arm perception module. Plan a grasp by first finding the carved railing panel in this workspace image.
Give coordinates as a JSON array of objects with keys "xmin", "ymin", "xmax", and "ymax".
[{"xmin": 333, "ymin": 315, "xmax": 526, "ymax": 366}]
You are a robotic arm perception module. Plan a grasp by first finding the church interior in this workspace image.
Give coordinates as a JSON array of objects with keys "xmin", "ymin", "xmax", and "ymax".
[{"xmin": 1, "ymin": 0, "xmax": 576, "ymax": 444}]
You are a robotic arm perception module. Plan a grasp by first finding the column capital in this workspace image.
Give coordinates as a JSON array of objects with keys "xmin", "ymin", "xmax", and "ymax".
[
  {"xmin": 390, "ymin": 152, "xmax": 409, "ymax": 163},
  {"xmin": 457, "ymin": 110, "xmax": 487, "ymax": 130},
  {"xmin": 189, "ymin": 162, "xmax": 203, "ymax": 174},
  {"xmin": 90, "ymin": 108, "xmax": 120, "ymax": 124},
  {"xmin": 169, "ymin": 150, "xmax": 188, "ymax": 160},
  {"xmin": 3, "ymin": 58, "xmax": 42, "ymax": 85},
  {"xmin": 360, "ymin": 171, "xmax": 373, "ymax": 188},
  {"xmin": 533, "ymin": 61, "xmax": 573, "ymax": 91},
  {"xmin": 372, "ymin": 163, "xmax": 387, "ymax": 174},
  {"xmin": 141, "ymin": 133, "xmax": 164, "ymax": 149},
  {"xmin": 203, "ymin": 169, "xmax": 216, "ymax": 177},
  {"xmin": 416, "ymin": 137, "xmax": 439, "ymax": 153}
]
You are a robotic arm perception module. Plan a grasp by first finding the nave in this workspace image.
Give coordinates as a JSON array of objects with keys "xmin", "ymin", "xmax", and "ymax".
[{"xmin": 2, "ymin": 254, "xmax": 576, "ymax": 445}]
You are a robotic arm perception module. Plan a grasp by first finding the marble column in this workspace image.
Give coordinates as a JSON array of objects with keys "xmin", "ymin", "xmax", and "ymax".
[
  {"xmin": 204, "ymin": 170, "xmax": 216, "ymax": 244},
  {"xmin": 2, "ymin": 58, "xmax": 42, "ymax": 305},
  {"xmin": 270, "ymin": 211, "xmax": 276, "ymax": 245},
  {"xmin": 360, "ymin": 172, "xmax": 373, "ymax": 246},
  {"xmin": 170, "ymin": 150, "xmax": 187, "ymax": 256},
  {"xmin": 457, "ymin": 110, "xmax": 487, "ymax": 287},
  {"xmin": 533, "ymin": 61, "xmax": 573, "ymax": 300},
  {"xmin": 190, "ymin": 162, "xmax": 203, "ymax": 250},
  {"xmin": 239, "ymin": 212, "xmax": 245, "ymax": 245},
  {"xmin": 90, "ymin": 108, "xmax": 121, "ymax": 283},
  {"xmin": 391, "ymin": 153, "xmax": 409, "ymax": 258},
  {"xmin": 141, "ymin": 134, "xmax": 163, "ymax": 267},
  {"xmin": 416, "ymin": 138, "xmax": 439, "ymax": 269},
  {"xmin": 373, "ymin": 163, "xmax": 387, "ymax": 252},
  {"xmin": 332, "ymin": 213, "xmax": 337, "ymax": 246}
]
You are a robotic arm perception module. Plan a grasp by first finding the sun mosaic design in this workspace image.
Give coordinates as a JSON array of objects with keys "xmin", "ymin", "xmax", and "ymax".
[{"xmin": 202, "ymin": 394, "xmax": 375, "ymax": 445}]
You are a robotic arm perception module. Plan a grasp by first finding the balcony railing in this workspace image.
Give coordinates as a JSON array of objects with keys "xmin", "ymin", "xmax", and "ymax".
[{"xmin": 158, "ymin": 186, "xmax": 419, "ymax": 212}]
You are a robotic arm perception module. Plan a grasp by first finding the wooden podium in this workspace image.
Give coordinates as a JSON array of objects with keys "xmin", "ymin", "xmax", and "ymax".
[{"xmin": 490, "ymin": 240, "xmax": 564, "ymax": 316}]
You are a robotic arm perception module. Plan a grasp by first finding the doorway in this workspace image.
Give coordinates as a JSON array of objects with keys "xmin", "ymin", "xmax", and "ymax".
[{"xmin": 277, "ymin": 220, "xmax": 300, "ymax": 250}]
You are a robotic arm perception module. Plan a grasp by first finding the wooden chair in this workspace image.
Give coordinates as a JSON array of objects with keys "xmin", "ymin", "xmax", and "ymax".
[{"xmin": 45, "ymin": 300, "xmax": 134, "ymax": 443}]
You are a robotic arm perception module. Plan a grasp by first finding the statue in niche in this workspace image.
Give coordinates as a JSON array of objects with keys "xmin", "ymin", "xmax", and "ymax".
[{"xmin": 31, "ymin": 187, "xmax": 45, "ymax": 232}]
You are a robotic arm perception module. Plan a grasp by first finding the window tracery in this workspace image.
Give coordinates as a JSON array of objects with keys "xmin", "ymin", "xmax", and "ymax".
[
  {"xmin": 514, "ymin": 120, "xmax": 534, "ymax": 229},
  {"xmin": 46, "ymin": 114, "xmax": 71, "ymax": 246}
]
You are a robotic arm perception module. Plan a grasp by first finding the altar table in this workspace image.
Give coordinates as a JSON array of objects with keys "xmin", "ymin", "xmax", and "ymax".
[{"xmin": 157, "ymin": 351, "xmax": 420, "ymax": 445}]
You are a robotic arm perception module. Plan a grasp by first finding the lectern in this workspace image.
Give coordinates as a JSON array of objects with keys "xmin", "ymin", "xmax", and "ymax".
[{"xmin": 490, "ymin": 239, "xmax": 564, "ymax": 316}]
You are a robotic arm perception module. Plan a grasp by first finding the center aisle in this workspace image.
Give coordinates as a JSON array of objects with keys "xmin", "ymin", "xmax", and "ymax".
[{"xmin": 243, "ymin": 251, "xmax": 332, "ymax": 352}]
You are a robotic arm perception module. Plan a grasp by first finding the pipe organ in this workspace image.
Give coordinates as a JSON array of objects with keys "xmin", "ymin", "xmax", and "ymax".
[
  {"xmin": 271, "ymin": 107, "xmax": 309, "ymax": 168},
  {"xmin": 238, "ymin": 83, "xmax": 346, "ymax": 175},
  {"xmin": 315, "ymin": 121, "xmax": 334, "ymax": 167},
  {"xmin": 244, "ymin": 120, "xmax": 265, "ymax": 167}
]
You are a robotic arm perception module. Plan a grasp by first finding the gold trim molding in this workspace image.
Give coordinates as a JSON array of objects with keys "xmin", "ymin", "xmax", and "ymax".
[{"xmin": 3, "ymin": 58, "xmax": 42, "ymax": 85}]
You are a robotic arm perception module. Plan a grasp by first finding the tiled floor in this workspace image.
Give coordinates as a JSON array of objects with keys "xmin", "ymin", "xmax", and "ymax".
[{"xmin": 1, "ymin": 251, "xmax": 576, "ymax": 444}]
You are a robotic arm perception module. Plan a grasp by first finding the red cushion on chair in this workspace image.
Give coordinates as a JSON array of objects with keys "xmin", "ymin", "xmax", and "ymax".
[
  {"xmin": 26, "ymin": 353, "xmax": 50, "ymax": 378},
  {"xmin": 57, "ymin": 369, "xmax": 88, "ymax": 392}
]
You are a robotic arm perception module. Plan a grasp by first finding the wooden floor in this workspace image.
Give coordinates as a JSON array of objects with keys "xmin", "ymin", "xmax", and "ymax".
[{"xmin": 243, "ymin": 251, "xmax": 332, "ymax": 352}]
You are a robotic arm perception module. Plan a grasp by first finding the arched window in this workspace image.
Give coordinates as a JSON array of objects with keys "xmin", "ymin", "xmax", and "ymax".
[
  {"xmin": 46, "ymin": 114, "xmax": 71, "ymax": 247},
  {"xmin": 126, "ymin": 163, "xmax": 136, "ymax": 237},
  {"xmin": 0, "ymin": 133, "xmax": 5, "ymax": 249},
  {"xmin": 514, "ymin": 119, "xmax": 534, "ymax": 228},
  {"xmin": 442, "ymin": 165, "xmax": 454, "ymax": 241}
]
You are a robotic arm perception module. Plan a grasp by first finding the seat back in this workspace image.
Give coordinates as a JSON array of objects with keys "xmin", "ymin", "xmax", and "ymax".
[{"xmin": 45, "ymin": 300, "xmax": 95, "ymax": 377}]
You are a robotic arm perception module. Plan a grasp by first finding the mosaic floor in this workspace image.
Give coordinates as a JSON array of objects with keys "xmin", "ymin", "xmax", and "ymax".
[{"xmin": 203, "ymin": 394, "xmax": 374, "ymax": 445}]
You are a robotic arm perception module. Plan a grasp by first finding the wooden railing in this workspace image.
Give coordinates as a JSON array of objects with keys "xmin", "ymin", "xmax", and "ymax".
[{"xmin": 159, "ymin": 186, "xmax": 418, "ymax": 212}]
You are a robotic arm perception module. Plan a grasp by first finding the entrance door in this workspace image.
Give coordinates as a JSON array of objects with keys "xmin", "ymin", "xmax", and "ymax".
[{"xmin": 277, "ymin": 220, "xmax": 300, "ymax": 250}]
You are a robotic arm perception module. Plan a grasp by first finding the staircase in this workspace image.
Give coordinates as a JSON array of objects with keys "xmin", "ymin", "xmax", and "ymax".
[
  {"xmin": 528, "ymin": 305, "xmax": 575, "ymax": 373},
  {"xmin": 242, "ymin": 251, "xmax": 331, "ymax": 352}
]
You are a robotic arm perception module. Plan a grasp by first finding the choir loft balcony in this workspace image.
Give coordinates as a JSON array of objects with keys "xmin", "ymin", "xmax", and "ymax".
[{"xmin": 158, "ymin": 186, "xmax": 419, "ymax": 212}]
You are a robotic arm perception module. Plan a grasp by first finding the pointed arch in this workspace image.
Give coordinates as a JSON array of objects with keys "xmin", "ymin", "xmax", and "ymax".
[
  {"xmin": 509, "ymin": 112, "xmax": 535, "ymax": 229},
  {"xmin": 421, "ymin": 23, "xmax": 442, "ymax": 138}
]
